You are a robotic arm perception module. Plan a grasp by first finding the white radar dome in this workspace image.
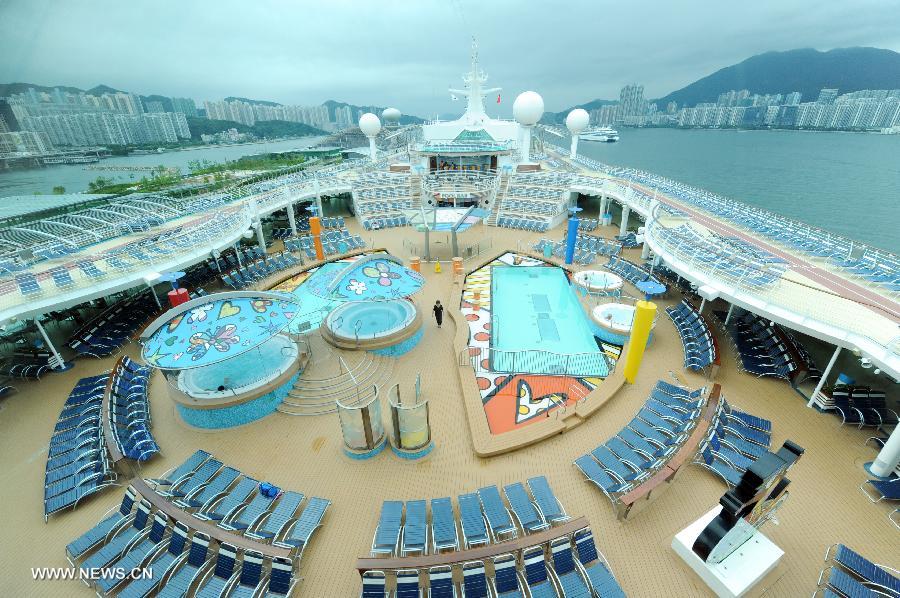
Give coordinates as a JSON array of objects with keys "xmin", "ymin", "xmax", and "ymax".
[
  {"xmin": 566, "ymin": 108, "xmax": 590, "ymax": 133},
  {"xmin": 359, "ymin": 113, "xmax": 382, "ymax": 137},
  {"xmin": 382, "ymin": 107, "xmax": 401, "ymax": 124},
  {"xmin": 513, "ymin": 91, "xmax": 545, "ymax": 126}
]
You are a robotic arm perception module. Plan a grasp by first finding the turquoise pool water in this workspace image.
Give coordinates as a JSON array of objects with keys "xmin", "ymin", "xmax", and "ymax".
[
  {"xmin": 326, "ymin": 299, "xmax": 416, "ymax": 338},
  {"xmin": 490, "ymin": 266, "xmax": 608, "ymax": 377},
  {"xmin": 286, "ymin": 262, "xmax": 345, "ymax": 332},
  {"xmin": 181, "ymin": 336, "xmax": 294, "ymax": 393}
]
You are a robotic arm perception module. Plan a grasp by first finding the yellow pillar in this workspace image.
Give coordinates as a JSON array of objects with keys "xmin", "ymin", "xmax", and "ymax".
[{"xmin": 623, "ymin": 300, "xmax": 657, "ymax": 384}]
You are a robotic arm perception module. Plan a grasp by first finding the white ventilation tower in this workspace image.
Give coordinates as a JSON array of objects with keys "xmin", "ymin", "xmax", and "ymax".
[
  {"xmin": 566, "ymin": 108, "xmax": 589, "ymax": 159},
  {"xmin": 382, "ymin": 107, "xmax": 401, "ymax": 127},
  {"xmin": 359, "ymin": 113, "xmax": 382, "ymax": 162},
  {"xmin": 513, "ymin": 91, "xmax": 544, "ymax": 164}
]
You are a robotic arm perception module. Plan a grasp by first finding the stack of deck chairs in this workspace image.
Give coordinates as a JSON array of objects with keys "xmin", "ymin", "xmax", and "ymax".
[
  {"xmin": 45, "ymin": 375, "xmax": 118, "ymax": 520},
  {"xmin": 108, "ymin": 357, "xmax": 159, "ymax": 462},
  {"xmin": 726, "ymin": 312, "xmax": 798, "ymax": 379},
  {"xmin": 665, "ymin": 300, "xmax": 716, "ymax": 371},
  {"xmin": 68, "ymin": 292, "xmax": 159, "ymax": 358}
]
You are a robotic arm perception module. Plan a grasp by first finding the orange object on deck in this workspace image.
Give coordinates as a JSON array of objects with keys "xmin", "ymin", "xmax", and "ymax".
[
  {"xmin": 410, "ymin": 257, "xmax": 421, "ymax": 273},
  {"xmin": 452, "ymin": 257, "xmax": 463, "ymax": 274},
  {"xmin": 309, "ymin": 216, "xmax": 324, "ymax": 260}
]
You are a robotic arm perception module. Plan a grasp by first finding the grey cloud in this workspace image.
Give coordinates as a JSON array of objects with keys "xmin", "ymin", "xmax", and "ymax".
[{"xmin": 0, "ymin": 0, "xmax": 898, "ymax": 115}]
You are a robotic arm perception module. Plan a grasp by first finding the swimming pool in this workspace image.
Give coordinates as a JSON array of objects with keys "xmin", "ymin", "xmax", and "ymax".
[
  {"xmin": 490, "ymin": 266, "xmax": 608, "ymax": 377},
  {"xmin": 178, "ymin": 334, "xmax": 297, "ymax": 397},
  {"xmin": 325, "ymin": 299, "xmax": 417, "ymax": 340},
  {"xmin": 591, "ymin": 303, "xmax": 656, "ymax": 345}
]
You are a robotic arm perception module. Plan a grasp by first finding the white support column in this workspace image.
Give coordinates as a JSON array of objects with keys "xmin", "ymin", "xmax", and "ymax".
[
  {"xmin": 569, "ymin": 134, "xmax": 579, "ymax": 158},
  {"xmin": 286, "ymin": 203, "xmax": 297, "ymax": 237},
  {"xmin": 619, "ymin": 205, "xmax": 631, "ymax": 237},
  {"xmin": 807, "ymin": 346, "xmax": 841, "ymax": 408},
  {"xmin": 599, "ymin": 196, "xmax": 608, "ymax": 217},
  {"xmin": 368, "ymin": 137, "xmax": 377, "ymax": 162},
  {"xmin": 314, "ymin": 178, "xmax": 323, "ymax": 217},
  {"xmin": 871, "ymin": 426, "xmax": 900, "ymax": 477},
  {"xmin": 698, "ymin": 298, "xmax": 706, "ymax": 314},
  {"xmin": 34, "ymin": 317, "xmax": 65, "ymax": 370},
  {"xmin": 234, "ymin": 246, "xmax": 243, "ymax": 269},
  {"xmin": 254, "ymin": 222, "xmax": 266, "ymax": 255},
  {"xmin": 521, "ymin": 126, "xmax": 532, "ymax": 163},
  {"xmin": 724, "ymin": 303, "xmax": 735, "ymax": 325},
  {"xmin": 641, "ymin": 242, "xmax": 651, "ymax": 260},
  {"xmin": 146, "ymin": 283, "xmax": 162, "ymax": 309}
]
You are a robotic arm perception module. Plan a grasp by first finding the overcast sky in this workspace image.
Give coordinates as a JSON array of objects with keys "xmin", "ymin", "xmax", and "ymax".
[{"xmin": 2, "ymin": 0, "xmax": 899, "ymax": 116}]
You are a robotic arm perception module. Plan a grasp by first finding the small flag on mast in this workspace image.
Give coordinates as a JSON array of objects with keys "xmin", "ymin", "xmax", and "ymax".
[
  {"xmin": 496, "ymin": 94, "xmax": 501, "ymax": 104},
  {"xmin": 451, "ymin": 94, "xmax": 458, "ymax": 101}
]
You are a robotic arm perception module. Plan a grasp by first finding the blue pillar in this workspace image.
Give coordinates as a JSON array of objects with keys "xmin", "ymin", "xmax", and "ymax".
[{"xmin": 564, "ymin": 217, "xmax": 579, "ymax": 264}]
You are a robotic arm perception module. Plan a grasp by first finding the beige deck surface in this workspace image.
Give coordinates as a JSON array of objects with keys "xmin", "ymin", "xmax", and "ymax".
[{"xmin": 0, "ymin": 221, "xmax": 896, "ymax": 597}]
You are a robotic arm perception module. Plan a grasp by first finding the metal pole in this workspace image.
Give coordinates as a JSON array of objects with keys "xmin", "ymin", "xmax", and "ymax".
[
  {"xmin": 146, "ymin": 282, "xmax": 162, "ymax": 309},
  {"xmin": 807, "ymin": 346, "xmax": 841, "ymax": 408},
  {"xmin": 724, "ymin": 303, "xmax": 735, "ymax": 325},
  {"xmin": 34, "ymin": 317, "xmax": 66, "ymax": 370}
]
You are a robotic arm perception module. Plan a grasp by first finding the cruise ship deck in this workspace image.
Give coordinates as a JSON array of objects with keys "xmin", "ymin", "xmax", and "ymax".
[{"xmin": 1, "ymin": 50, "xmax": 897, "ymax": 598}]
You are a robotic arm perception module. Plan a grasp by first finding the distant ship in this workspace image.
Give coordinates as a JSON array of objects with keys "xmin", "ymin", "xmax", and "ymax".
[{"xmin": 581, "ymin": 126, "xmax": 619, "ymax": 142}]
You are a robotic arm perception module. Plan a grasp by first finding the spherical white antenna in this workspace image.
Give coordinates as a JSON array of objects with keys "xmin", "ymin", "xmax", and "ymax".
[
  {"xmin": 513, "ymin": 91, "xmax": 545, "ymax": 126},
  {"xmin": 382, "ymin": 107, "xmax": 401, "ymax": 124},
  {"xmin": 359, "ymin": 113, "xmax": 382, "ymax": 137},
  {"xmin": 566, "ymin": 108, "xmax": 590, "ymax": 133}
]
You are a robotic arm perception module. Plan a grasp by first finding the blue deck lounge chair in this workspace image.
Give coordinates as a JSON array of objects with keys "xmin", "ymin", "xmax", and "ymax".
[
  {"xmin": 247, "ymin": 491, "xmax": 304, "ymax": 540},
  {"xmin": 401, "ymin": 499, "xmax": 428, "ymax": 556},
  {"xmin": 275, "ymin": 496, "xmax": 331, "ymax": 555},
  {"xmin": 175, "ymin": 466, "xmax": 240, "ymax": 509},
  {"xmin": 572, "ymin": 528, "xmax": 626, "ymax": 597},
  {"xmin": 527, "ymin": 476, "xmax": 569, "ymax": 525},
  {"xmin": 193, "ymin": 543, "xmax": 238, "ymax": 598},
  {"xmin": 262, "ymin": 557, "xmax": 297, "ymax": 597},
  {"xmin": 492, "ymin": 554, "xmax": 524, "ymax": 598},
  {"xmin": 431, "ymin": 497, "xmax": 459, "ymax": 553},
  {"xmin": 429, "ymin": 565, "xmax": 456, "ymax": 598},
  {"xmin": 160, "ymin": 458, "xmax": 224, "ymax": 498},
  {"xmin": 823, "ymin": 544, "xmax": 900, "ymax": 595},
  {"xmin": 859, "ymin": 478, "xmax": 900, "ymax": 503},
  {"xmin": 522, "ymin": 545, "xmax": 558, "ymax": 598},
  {"xmin": 147, "ymin": 450, "xmax": 212, "ymax": 489},
  {"xmin": 80, "ymin": 499, "xmax": 152, "ymax": 576},
  {"xmin": 462, "ymin": 561, "xmax": 489, "ymax": 598},
  {"xmin": 458, "ymin": 493, "xmax": 489, "ymax": 549},
  {"xmin": 548, "ymin": 537, "xmax": 591, "ymax": 597},
  {"xmin": 194, "ymin": 476, "xmax": 259, "ymax": 521},
  {"xmin": 155, "ymin": 532, "xmax": 210, "ymax": 598},
  {"xmin": 228, "ymin": 551, "xmax": 265, "ymax": 598},
  {"xmin": 116, "ymin": 522, "xmax": 189, "ymax": 598},
  {"xmin": 503, "ymin": 482, "xmax": 547, "ymax": 534},
  {"xmin": 95, "ymin": 512, "xmax": 171, "ymax": 594},
  {"xmin": 66, "ymin": 486, "xmax": 138, "ymax": 563},
  {"xmin": 477, "ymin": 485, "xmax": 517, "ymax": 541},
  {"xmin": 371, "ymin": 500, "xmax": 404, "ymax": 556},
  {"xmin": 220, "ymin": 487, "xmax": 278, "ymax": 532},
  {"xmin": 397, "ymin": 569, "xmax": 422, "ymax": 598},
  {"xmin": 361, "ymin": 570, "xmax": 388, "ymax": 598},
  {"xmin": 573, "ymin": 455, "xmax": 628, "ymax": 501}
]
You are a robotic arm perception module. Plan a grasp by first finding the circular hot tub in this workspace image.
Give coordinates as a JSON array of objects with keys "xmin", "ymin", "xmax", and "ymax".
[
  {"xmin": 591, "ymin": 303, "xmax": 656, "ymax": 345},
  {"xmin": 574, "ymin": 270, "xmax": 624, "ymax": 294},
  {"xmin": 322, "ymin": 299, "xmax": 422, "ymax": 355}
]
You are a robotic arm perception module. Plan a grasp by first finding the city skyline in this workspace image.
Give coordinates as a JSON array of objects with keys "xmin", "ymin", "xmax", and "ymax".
[{"xmin": 2, "ymin": 0, "xmax": 900, "ymax": 115}]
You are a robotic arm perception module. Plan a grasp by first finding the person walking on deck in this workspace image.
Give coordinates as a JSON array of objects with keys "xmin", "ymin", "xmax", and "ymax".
[{"xmin": 432, "ymin": 301, "xmax": 444, "ymax": 328}]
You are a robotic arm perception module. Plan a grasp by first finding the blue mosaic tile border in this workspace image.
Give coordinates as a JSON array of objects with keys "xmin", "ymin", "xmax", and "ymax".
[
  {"xmin": 369, "ymin": 328, "xmax": 423, "ymax": 357},
  {"xmin": 177, "ymin": 371, "xmax": 301, "ymax": 429}
]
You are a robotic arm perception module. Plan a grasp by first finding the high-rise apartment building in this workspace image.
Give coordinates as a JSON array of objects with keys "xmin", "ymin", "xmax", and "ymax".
[{"xmin": 816, "ymin": 88, "xmax": 839, "ymax": 104}]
